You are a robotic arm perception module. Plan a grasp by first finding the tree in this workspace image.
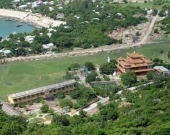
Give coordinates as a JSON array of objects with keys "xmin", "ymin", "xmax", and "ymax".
[
  {"xmin": 52, "ymin": 114, "xmax": 70, "ymax": 126},
  {"xmin": 152, "ymin": 72, "xmax": 165, "ymax": 88},
  {"xmin": 100, "ymin": 59, "xmax": 117, "ymax": 75},
  {"xmin": 152, "ymin": 9, "xmax": 158, "ymax": 16},
  {"xmin": 79, "ymin": 110, "xmax": 87, "ymax": 117},
  {"xmin": 86, "ymin": 71, "xmax": 97, "ymax": 83},
  {"xmin": 154, "ymin": 28, "xmax": 158, "ymax": 33},
  {"xmin": 41, "ymin": 104, "xmax": 49, "ymax": 113},
  {"xmin": 168, "ymin": 52, "xmax": 170, "ymax": 59},
  {"xmin": 146, "ymin": 71, "xmax": 154, "ymax": 80},
  {"xmin": 123, "ymin": 0, "xmax": 128, "ymax": 3},
  {"xmin": 19, "ymin": 36, "xmax": 25, "ymax": 41},
  {"xmin": 56, "ymin": 92, "xmax": 65, "ymax": 99},
  {"xmin": 85, "ymin": 62, "xmax": 95, "ymax": 70},
  {"xmin": 160, "ymin": 50, "xmax": 164, "ymax": 54},
  {"xmin": 120, "ymin": 70, "xmax": 137, "ymax": 87},
  {"xmin": 71, "ymin": 63, "xmax": 80, "ymax": 70},
  {"xmin": 31, "ymin": 43, "xmax": 44, "ymax": 54},
  {"xmin": 60, "ymin": 99, "xmax": 73, "ymax": 108}
]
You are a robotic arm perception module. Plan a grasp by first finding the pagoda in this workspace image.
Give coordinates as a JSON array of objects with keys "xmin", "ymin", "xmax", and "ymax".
[{"xmin": 116, "ymin": 52, "xmax": 154, "ymax": 76}]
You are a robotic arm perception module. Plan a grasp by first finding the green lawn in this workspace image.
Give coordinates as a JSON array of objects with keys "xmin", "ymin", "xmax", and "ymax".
[
  {"xmin": 30, "ymin": 118, "xmax": 44, "ymax": 123},
  {"xmin": 0, "ymin": 37, "xmax": 170, "ymax": 101}
]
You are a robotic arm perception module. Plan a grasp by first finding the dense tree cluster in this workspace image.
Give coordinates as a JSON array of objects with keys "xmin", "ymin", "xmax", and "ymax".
[
  {"xmin": 120, "ymin": 70, "xmax": 137, "ymax": 87},
  {"xmin": 100, "ymin": 59, "xmax": 117, "ymax": 75},
  {"xmin": 1, "ymin": 75, "xmax": 170, "ymax": 134},
  {"xmin": 0, "ymin": 110, "xmax": 27, "ymax": 135}
]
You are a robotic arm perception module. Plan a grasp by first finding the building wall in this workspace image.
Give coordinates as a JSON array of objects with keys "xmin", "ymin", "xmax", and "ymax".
[
  {"xmin": 8, "ymin": 82, "xmax": 77, "ymax": 105},
  {"xmin": 8, "ymin": 96, "xmax": 14, "ymax": 104}
]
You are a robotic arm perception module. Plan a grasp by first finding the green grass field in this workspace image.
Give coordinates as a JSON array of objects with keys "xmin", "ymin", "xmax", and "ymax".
[{"xmin": 0, "ymin": 37, "xmax": 170, "ymax": 101}]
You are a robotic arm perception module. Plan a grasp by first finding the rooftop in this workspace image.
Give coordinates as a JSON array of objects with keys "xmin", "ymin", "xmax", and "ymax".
[
  {"xmin": 8, "ymin": 79, "xmax": 76, "ymax": 99},
  {"xmin": 0, "ymin": 102, "xmax": 20, "ymax": 116},
  {"xmin": 154, "ymin": 66, "xmax": 169, "ymax": 72}
]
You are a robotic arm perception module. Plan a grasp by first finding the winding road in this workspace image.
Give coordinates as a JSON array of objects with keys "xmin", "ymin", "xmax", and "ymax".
[{"xmin": 3, "ymin": 15, "xmax": 159, "ymax": 62}]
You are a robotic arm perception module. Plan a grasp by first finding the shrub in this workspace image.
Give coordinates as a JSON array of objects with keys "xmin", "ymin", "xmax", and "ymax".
[
  {"xmin": 60, "ymin": 99, "xmax": 73, "ymax": 108},
  {"xmin": 18, "ymin": 102, "xmax": 25, "ymax": 108},
  {"xmin": 56, "ymin": 92, "xmax": 65, "ymax": 99},
  {"xmin": 103, "ymin": 75, "xmax": 110, "ymax": 81},
  {"xmin": 41, "ymin": 104, "xmax": 49, "ymax": 113}
]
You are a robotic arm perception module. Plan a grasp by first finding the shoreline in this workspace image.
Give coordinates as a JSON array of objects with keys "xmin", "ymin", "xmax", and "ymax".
[
  {"xmin": 0, "ymin": 15, "xmax": 42, "ymax": 29},
  {"xmin": 0, "ymin": 9, "xmax": 66, "ymax": 28}
]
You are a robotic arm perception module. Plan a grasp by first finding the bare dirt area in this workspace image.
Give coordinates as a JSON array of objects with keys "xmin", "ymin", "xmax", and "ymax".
[
  {"xmin": 16, "ymin": 103, "xmax": 42, "ymax": 115},
  {"xmin": 45, "ymin": 99, "xmax": 62, "ymax": 114},
  {"xmin": 107, "ymin": 21, "xmax": 150, "ymax": 45}
]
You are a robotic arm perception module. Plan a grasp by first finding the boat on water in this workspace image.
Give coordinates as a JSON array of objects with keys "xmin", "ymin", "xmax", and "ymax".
[
  {"xmin": 16, "ymin": 24, "xmax": 23, "ymax": 27},
  {"xmin": 5, "ymin": 18, "xmax": 12, "ymax": 21}
]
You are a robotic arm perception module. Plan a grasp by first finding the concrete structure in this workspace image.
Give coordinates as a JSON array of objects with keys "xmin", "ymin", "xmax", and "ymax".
[
  {"xmin": 42, "ymin": 43, "xmax": 55, "ymax": 51},
  {"xmin": 154, "ymin": 66, "xmax": 170, "ymax": 76},
  {"xmin": 8, "ymin": 80, "xmax": 77, "ymax": 105},
  {"xmin": 18, "ymin": 5, "xmax": 27, "ymax": 10},
  {"xmin": 0, "ymin": 101, "xmax": 21, "ymax": 116},
  {"xmin": 25, "ymin": 35, "xmax": 35, "ymax": 43},
  {"xmin": 32, "ymin": 0, "xmax": 43, "ymax": 8},
  {"xmin": 116, "ymin": 52, "xmax": 154, "ymax": 76},
  {"xmin": 56, "ymin": 13, "xmax": 64, "ymax": 20}
]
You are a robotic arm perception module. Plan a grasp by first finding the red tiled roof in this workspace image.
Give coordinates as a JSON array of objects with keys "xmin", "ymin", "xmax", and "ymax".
[
  {"xmin": 128, "ymin": 52, "xmax": 141, "ymax": 58},
  {"xmin": 131, "ymin": 63, "xmax": 147, "ymax": 67},
  {"xmin": 116, "ymin": 65, "xmax": 126, "ymax": 73},
  {"xmin": 145, "ymin": 59, "xmax": 153, "ymax": 63},
  {"xmin": 140, "ymin": 54, "xmax": 146, "ymax": 58},
  {"xmin": 134, "ymin": 68, "xmax": 154, "ymax": 73},
  {"xmin": 157, "ymin": 68, "xmax": 163, "ymax": 73},
  {"xmin": 118, "ymin": 57, "xmax": 124, "ymax": 61}
]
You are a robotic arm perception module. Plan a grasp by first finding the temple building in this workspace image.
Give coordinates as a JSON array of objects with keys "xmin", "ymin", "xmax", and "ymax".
[{"xmin": 116, "ymin": 52, "xmax": 154, "ymax": 76}]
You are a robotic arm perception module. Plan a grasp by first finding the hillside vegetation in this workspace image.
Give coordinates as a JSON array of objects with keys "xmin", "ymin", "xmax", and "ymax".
[{"xmin": 1, "ymin": 77, "xmax": 170, "ymax": 135}]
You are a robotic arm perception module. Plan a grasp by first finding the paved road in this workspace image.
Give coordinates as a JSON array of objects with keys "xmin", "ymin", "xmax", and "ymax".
[
  {"xmin": 128, "ymin": 82, "xmax": 153, "ymax": 91},
  {"xmin": 132, "ymin": 15, "xmax": 159, "ymax": 46},
  {"xmin": 102, "ymin": 15, "xmax": 159, "ymax": 51},
  {"xmin": 65, "ymin": 97, "xmax": 109, "ymax": 116},
  {"xmin": 76, "ymin": 71, "xmax": 89, "ymax": 87}
]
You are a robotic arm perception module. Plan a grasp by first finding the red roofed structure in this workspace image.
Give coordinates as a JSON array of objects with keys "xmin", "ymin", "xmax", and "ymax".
[{"xmin": 116, "ymin": 52, "xmax": 154, "ymax": 76}]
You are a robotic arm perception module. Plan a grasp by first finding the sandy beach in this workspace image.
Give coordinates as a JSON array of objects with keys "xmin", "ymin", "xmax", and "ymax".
[{"xmin": 0, "ymin": 9, "xmax": 66, "ymax": 28}]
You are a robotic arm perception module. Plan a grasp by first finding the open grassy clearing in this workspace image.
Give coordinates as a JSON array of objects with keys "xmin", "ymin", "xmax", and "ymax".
[{"xmin": 0, "ymin": 37, "xmax": 170, "ymax": 101}]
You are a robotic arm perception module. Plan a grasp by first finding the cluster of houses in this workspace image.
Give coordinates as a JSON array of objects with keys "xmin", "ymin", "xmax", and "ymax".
[{"xmin": 12, "ymin": 0, "xmax": 55, "ymax": 10}]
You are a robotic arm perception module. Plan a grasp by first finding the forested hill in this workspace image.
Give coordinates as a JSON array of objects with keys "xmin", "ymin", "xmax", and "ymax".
[
  {"xmin": 53, "ymin": 2, "xmax": 147, "ymax": 48},
  {"xmin": 1, "ymin": 78, "xmax": 170, "ymax": 135}
]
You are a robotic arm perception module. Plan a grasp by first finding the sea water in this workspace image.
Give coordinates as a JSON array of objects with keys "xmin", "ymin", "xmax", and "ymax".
[{"xmin": 0, "ymin": 18, "xmax": 35, "ymax": 39}]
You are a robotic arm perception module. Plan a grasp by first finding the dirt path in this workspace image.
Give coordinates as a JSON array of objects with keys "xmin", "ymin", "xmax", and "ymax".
[{"xmin": 2, "ymin": 15, "xmax": 158, "ymax": 63}]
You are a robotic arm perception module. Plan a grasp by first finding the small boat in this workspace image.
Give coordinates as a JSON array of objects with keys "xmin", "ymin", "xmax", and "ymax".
[
  {"xmin": 5, "ymin": 18, "xmax": 12, "ymax": 21},
  {"xmin": 16, "ymin": 24, "xmax": 23, "ymax": 27}
]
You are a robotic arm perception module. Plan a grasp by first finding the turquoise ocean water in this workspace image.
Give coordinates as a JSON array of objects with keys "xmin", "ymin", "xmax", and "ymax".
[{"xmin": 0, "ymin": 17, "xmax": 34, "ymax": 39}]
